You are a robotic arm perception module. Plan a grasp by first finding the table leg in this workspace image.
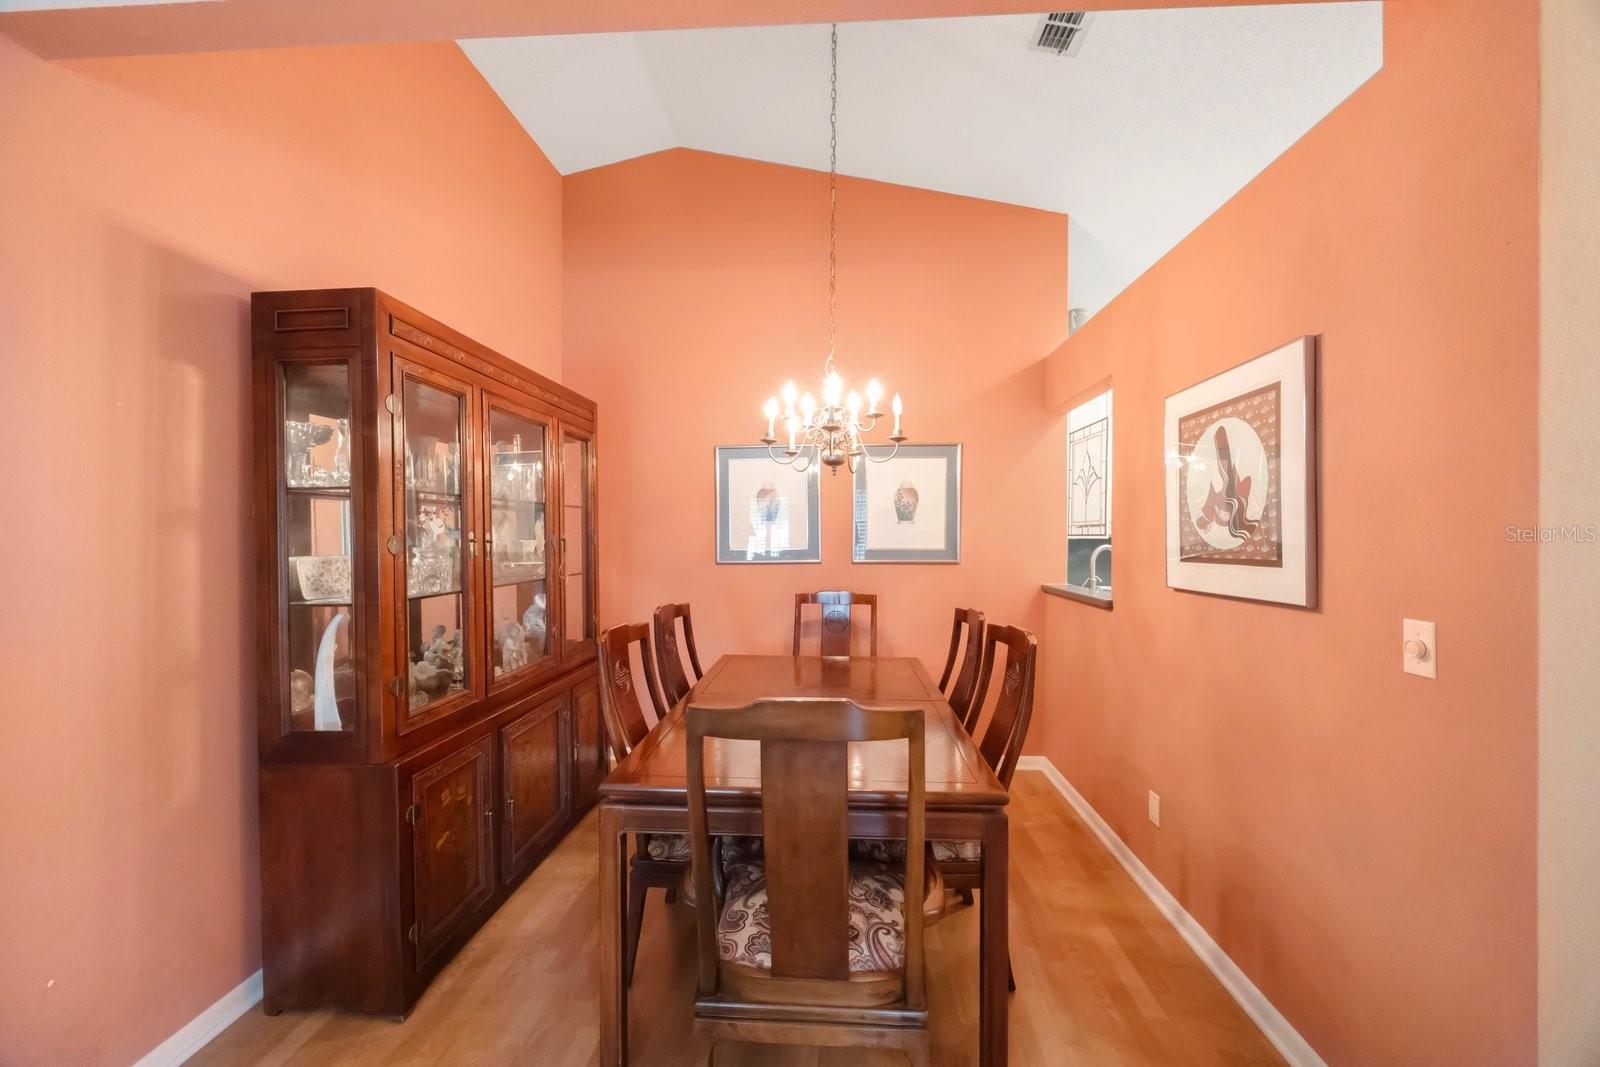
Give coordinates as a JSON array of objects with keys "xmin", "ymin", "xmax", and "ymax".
[
  {"xmin": 980, "ymin": 809, "xmax": 1010, "ymax": 1066},
  {"xmin": 599, "ymin": 803, "xmax": 629, "ymax": 1065}
]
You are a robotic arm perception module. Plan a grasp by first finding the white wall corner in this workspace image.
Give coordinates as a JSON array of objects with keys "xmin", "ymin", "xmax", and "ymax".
[{"xmin": 1016, "ymin": 755, "xmax": 1326, "ymax": 1067}]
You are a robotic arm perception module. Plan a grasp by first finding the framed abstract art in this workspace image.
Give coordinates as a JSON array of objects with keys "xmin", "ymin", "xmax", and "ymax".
[
  {"xmin": 851, "ymin": 443, "xmax": 961, "ymax": 563},
  {"xmin": 1164, "ymin": 336, "xmax": 1318, "ymax": 607},
  {"xmin": 714, "ymin": 446, "xmax": 822, "ymax": 563}
]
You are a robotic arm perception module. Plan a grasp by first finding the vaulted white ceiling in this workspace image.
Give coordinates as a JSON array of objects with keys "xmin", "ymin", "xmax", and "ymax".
[{"xmin": 462, "ymin": 4, "xmax": 1381, "ymax": 317}]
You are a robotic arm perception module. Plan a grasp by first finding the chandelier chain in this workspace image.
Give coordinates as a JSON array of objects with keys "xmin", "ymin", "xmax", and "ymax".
[
  {"xmin": 756, "ymin": 21, "xmax": 904, "ymax": 476},
  {"xmin": 827, "ymin": 21, "xmax": 838, "ymax": 375}
]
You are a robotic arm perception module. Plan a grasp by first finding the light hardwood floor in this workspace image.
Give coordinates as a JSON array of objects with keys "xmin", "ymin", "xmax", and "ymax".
[{"xmin": 193, "ymin": 772, "xmax": 1283, "ymax": 1065}]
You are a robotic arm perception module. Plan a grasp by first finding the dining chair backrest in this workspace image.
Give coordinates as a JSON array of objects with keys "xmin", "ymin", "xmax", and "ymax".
[
  {"xmin": 792, "ymin": 591, "xmax": 878, "ymax": 658},
  {"xmin": 939, "ymin": 607, "xmax": 986, "ymax": 728},
  {"xmin": 597, "ymin": 622, "xmax": 669, "ymax": 764},
  {"xmin": 685, "ymin": 698, "xmax": 927, "ymax": 1007},
  {"xmin": 652, "ymin": 602, "xmax": 705, "ymax": 709},
  {"xmin": 966, "ymin": 624, "xmax": 1039, "ymax": 788}
]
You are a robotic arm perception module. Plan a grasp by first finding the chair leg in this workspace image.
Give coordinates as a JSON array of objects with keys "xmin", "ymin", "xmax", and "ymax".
[
  {"xmin": 692, "ymin": 1019, "xmax": 717, "ymax": 1065},
  {"xmin": 664, "ymin": 881, "xmax": 679, "ymax": 905},
  {"xmin": 904, "ymin": 1027, "xmax": 931, "ymax": 1067},
  {"xmin": 959, "ymin": 888, "xmax": 974, "ymax": 907},
  {"xmin": 625, "ymin": 875, "xmax": 648, "ymax": 987}
]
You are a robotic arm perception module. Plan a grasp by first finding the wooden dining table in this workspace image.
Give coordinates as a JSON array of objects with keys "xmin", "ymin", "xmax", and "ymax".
[{"xmin": 597, "ymin": 653, "xmax": 1011, "ymax": 1065}]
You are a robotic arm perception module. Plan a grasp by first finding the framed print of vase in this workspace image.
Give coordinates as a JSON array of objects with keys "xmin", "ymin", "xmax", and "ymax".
[
  {"xmin": 851, "ymin": 443, "xmax": 961, "ymax": 563},
  {"xmin": 1165, "ymin": 336, "xmax": 1318, "ymax": 607},
  {"xmin": 715, "ymin": 446, "xmax": 822, "ymax": 563}
]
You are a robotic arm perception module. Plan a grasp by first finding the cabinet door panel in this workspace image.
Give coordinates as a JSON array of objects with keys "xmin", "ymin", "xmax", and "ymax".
[
  {"xmin": 500, "ymin": 697, "xmax": 570, "ymax": 882},
  {"xmin": 411, "ymin": 737, "xmax": 494, "ymax": 968},
  {"xmin": 572, "ymin": 677, "xmax": 605, "ymax": 810},
  {"xmin": 557, "ymin": 429, "xmax": 597, "ymax": 664},
  {"xmin": 481, "ymin": 393, "xmax": 557, "ymax": 693},
  {"xmin": 392, "ymin": 354, "xmax": 480, "ymax": 734}
]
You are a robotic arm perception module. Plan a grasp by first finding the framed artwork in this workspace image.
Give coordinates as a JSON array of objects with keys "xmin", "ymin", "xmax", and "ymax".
[
  {"xmin": 1164, "ymin": 336, "xmax": 1318, "ymax": 607},
  {"xmin": 715, "ymin": 446, "xmax": 822, "ymax": 563},
  {"xmin": 851, "ymin": 444, "xmax": 961, "ymax": 563}
]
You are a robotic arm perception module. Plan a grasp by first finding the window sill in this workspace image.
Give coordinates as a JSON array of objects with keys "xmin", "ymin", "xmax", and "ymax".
[{"xmin": 1041, "ymin": 583, "xmax": 1113, "ymax": 610}]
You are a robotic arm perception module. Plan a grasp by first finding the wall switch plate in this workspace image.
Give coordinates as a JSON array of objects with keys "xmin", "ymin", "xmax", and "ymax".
[
  {"xmin": 1403, "ymin": 618, "xmax": 1437, "ymax": 679},
  {"xmin": 1148, "ymin": 790, "xmax": 1161, "ymax": 827}
]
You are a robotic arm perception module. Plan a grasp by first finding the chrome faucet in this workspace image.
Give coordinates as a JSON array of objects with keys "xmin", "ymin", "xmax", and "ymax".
[{"xmin": 1085, "ymin": 543, "xmax": 1112, "ymax": 592}]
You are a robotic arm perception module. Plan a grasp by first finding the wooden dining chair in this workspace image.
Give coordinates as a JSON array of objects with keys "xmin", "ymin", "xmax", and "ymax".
[
  {"xmin": 597, "ymin": 622, "xmax": 685, "ymax": 986},
  {"xmin": 936, "ymin": 624, "xmax": 1037, "ymax": 990},
  {"xmin": 793, "ymin": 591, "xmax": 878, "ymax": 658},
  {"xmin": 686, "ymin": 698, "xmax": 939, "ymax": 1065},
  {"xmin": 652, "ymin": 601, "xmax": 706, "ymax": 709},
  {"xmin": 939, "ymin": 607, "xmax": 986, "ymax": 729}
]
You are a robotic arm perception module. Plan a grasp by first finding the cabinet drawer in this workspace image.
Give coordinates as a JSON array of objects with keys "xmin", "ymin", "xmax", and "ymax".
[
  {"xmin": 499, "ymin": 696, "xmax": 571, "ymax": 883},
  {"xmin": 410, "ymin": 735, "xmax": 495, "ymax": 969}
]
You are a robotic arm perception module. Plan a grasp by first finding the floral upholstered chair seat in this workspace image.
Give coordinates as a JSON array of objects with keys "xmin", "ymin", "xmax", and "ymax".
[
  {"xmin": 641, "ymin": 832, "xmax": 692, "ymax": 862},
  {"xmin": 851, "ymin": 838, "xmax": 982, "ymax": 864},
  {"xmin": 645, "ymin": 834, "xmax": 770, "ymax": 865},
  {"xmin": 716, "ymin": 861, "xmax": 909, "ymax": 973}
]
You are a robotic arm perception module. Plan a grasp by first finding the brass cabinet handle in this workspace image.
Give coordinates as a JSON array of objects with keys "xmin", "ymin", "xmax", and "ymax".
[{"xmin": 466, "ymin": 532, "xmax": 478, "ymax": 559}]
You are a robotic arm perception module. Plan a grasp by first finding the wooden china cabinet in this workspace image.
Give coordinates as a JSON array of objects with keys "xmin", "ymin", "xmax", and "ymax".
[{"xmin": 251, "ymin": 288, "xmax": 603, "ymax": 1016}]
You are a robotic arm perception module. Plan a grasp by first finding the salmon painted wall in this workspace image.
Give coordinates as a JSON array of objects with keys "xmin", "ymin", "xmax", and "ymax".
[
  {"xmin": 0, "ymin": 39, "xmax": 561, "ymax": 1065},
  {"xmin": 1034, "ymin": 0, "xmax": 1538, "ymax": 1062},
  {"xmin": 563, "ymin": 149, "xmax": 1067, "ymax": 674}
]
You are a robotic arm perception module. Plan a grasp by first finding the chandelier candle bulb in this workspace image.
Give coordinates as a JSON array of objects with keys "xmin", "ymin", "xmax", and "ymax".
[
  {"xmin": 866, "ymin": 378, "xmax": 884, "ymax": 415},
  {"xmin": 891, "ymin": 393, "xmax": 904, "ymax": 439},
  {"xmin": 763, "ymin": 397, "xmax": 779, "ymax": 443}
]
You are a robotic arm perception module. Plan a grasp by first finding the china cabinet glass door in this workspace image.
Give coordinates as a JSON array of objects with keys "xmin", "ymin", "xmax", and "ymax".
[
  {"xmin": 560, "ymin": 430, "xmax": 596, "ymax": 657},
  {"xmin": 483, "ymin": 397, "xmax": 554, "ymax": 689},
  {"xmin": 397, "ymin": 361, "xmax": 477, "ymax": 725},
  {"xmin": 281, "ymin": 361, "xmax": 356, "ymax": 733}
]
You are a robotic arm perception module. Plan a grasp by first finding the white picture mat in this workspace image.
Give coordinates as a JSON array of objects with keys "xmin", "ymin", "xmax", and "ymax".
[
  {"xmin": 1164, "ymin": 337, "xmax": 1315, "ymax": 607},
  {"xmin": 724, "ymin": 458, "xmax": 813, "ymax": 554},
  {"xmin": 863, "ymin": 456, "xmax": 949, "ymax": 551}
]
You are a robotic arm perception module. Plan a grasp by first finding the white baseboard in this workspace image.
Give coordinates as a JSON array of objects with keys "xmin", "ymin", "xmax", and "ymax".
[
  {"xmin": 131, "ymin": 969, "xmax": 263, "ymax": 1067},
  {"xmin": 1016, "ymin": 756, "xmax": 1325, "ymax": 1067}
]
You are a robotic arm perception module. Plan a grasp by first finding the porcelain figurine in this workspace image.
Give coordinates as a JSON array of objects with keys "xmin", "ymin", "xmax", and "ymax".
[
  {"xmin": 522, "ymin": 592, "xmax": 547, "ymax": 647},
  {"xmin": 313, "ymin": 613, "xmax": 348, "ymax": 730},
  {"xmin": 289, "ymin": 669, "xmax": 314, "ymax": 716}
]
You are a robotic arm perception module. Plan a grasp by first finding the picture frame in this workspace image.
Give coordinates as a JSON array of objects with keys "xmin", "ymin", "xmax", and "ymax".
[
  {"xmin": 851, "ymin": 443, "xmax": 962, "ymax": 563},
  {"xmin": 1164, "ymin": 336, "xmax": 1318, "ymax": 607},
  {"xmin": 714, "ymin": 446, "xmax": 822, "ymax": 563}
]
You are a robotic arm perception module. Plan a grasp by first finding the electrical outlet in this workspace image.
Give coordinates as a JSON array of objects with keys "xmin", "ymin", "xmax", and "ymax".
[{"xmin": 1148, "ymin": 790, "xmax": 1161, "ymax": 827}]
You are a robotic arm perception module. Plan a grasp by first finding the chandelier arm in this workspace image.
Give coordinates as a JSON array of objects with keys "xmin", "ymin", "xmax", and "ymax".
[{"xmin": 865, "ymin": 440, "xmax": 902, "ymax": 464}]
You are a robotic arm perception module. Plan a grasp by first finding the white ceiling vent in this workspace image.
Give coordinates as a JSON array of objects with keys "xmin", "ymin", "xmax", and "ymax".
[{"xmin": 1033, "ymin": 11, "xmax": 1093, "ymax": 57}]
